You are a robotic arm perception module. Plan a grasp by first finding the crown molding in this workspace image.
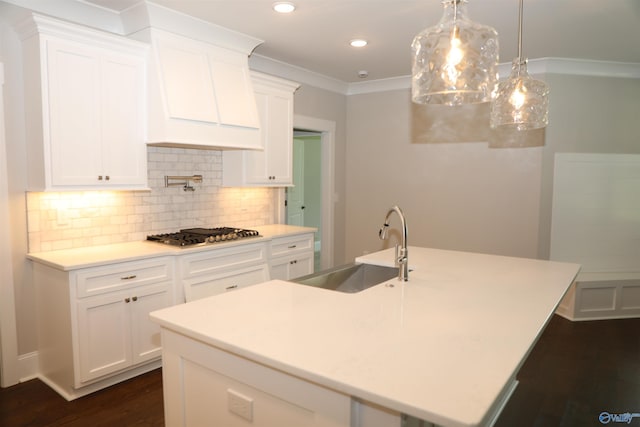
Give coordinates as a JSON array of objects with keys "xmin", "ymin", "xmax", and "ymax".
[
  {"xmin": 524, "ymin": 57, "xmax": 640, "ymax": 79},
  {"xmin": 249, "ymin": 54, "xmax": 348, "ymax": 95},
  {"xmin": 252, "ymin": 56, "xmax": 640, "ymax": 96}
]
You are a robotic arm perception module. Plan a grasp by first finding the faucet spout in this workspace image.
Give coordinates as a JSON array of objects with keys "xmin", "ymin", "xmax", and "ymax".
[{"xmin": 379, "ymin": 205, "xmax": 408, "ymax": 281}]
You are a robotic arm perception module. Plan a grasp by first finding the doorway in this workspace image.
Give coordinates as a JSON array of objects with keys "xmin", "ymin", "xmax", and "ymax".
[
  {"xmin": 286, "ymin": 132, "xmax": 322, "ymax": 270},
  {"xmin": 277, "ymin": 115, "xmax": 335, "ymax": 272}
]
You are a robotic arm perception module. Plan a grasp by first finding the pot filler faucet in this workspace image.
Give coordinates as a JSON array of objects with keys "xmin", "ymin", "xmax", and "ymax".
[{"xmin": 378, "ymin": 205, "xmax": 409, "ymax": 281}]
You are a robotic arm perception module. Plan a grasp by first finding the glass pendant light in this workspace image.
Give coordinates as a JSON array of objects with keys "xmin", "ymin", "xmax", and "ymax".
[
  {"xmin": 490, "ymin": 0, "xmax": 549, "ymax": 130},
  {"xmin": 411, "ymin": 0, "xmax": 499, "ymax": 106}
]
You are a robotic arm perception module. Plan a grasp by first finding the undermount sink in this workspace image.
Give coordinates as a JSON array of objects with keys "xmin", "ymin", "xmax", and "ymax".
[{"xmin": 293, "ymin": 263, "xmax": 399, "ymax": 293}]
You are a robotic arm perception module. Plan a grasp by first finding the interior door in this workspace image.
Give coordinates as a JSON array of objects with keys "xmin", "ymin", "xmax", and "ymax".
[{"xmin": 286, "ymin": 139, "xmax": 305, "ymax": 226}]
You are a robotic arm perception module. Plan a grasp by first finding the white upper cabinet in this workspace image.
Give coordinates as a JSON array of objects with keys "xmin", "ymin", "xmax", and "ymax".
[
  {"xmin": 223, "ymin": 72, "xmax": 299, "ymax": 187},
  {"xmin": 133, "ymin": 28, "xmax": 261, "ymax": 150},
  {"xmin": 19, "ymin": 14, "xmax": 148, "ymax": 191}
]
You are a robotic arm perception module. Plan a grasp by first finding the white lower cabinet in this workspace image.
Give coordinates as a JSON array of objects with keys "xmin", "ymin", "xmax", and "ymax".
[
  {"xmin": 269, "ymin": 233, "xmax": 315, "ymax": 280},
  {"xmin": 178, "ymin": 242, "xmax": 270, "ymax": 302},
  {"xmin": 33, "ymin": 257, "xmax": 174, "ymax": 400},
  {"xmin": 76, "ymin": 282, "xmax": 171, "ymax": 383}
]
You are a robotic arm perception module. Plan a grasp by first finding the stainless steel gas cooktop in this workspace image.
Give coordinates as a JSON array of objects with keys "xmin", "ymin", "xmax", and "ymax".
[{"xmin": 146, "ymin": 227, "xmax": 260, "ymax": 247}]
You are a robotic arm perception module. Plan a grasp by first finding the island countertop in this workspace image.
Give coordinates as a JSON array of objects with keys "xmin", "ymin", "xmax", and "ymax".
[{"xmin": 149, "ymin": 246, "xmax": 580, "ymax": 426}]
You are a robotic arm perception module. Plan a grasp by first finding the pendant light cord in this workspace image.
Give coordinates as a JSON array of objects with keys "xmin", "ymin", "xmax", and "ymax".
[{"xmin": 517, "ymin": 0, "xmax": 524, "ymax": 72}]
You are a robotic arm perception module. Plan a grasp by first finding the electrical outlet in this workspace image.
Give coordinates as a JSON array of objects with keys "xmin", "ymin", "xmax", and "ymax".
[{"xmin": 227, "ymin": 388, "xmax": 253, "ymax": 421}]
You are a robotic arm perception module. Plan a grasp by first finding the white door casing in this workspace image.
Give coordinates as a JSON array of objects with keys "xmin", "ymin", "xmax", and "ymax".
[
  {"xmin": 0, "ymin": 61, "xmax": 20, "ymax": 387},
  {"xmin": 287, "ymin": 139, "xmax": 305, "ymax": 226},
  {"xmin": 277, "ymin": 115, "xmax": 335, "ymax": 271}
]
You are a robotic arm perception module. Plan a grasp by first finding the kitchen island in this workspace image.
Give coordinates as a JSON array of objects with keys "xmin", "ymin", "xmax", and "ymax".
[{"xmin": 150, "ymin": 247, "xmax": 580, "ymax": 427}]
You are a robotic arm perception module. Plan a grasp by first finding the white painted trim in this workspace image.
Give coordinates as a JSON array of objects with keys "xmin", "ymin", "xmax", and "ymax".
[
  {"xmin": 250, "ymin": 54, "xmax": 349, "ymax": 95},
  {"xmin": 255, "ymin": 56, "xmax": 640, "ymax": 96},
  {"xmin": 0, "ymin": 61, "xmax": 21, "ymax": 387},
  {"xmin": 18, "ymin": 351, "xmax": 38, "ymax": 383},
  {"xmin": 525, "ymin": 57, "xmax": 640, "ymax": 79},
  {"xmin": 278, "ymin": 115, "xmax": 336, "ymax": 271}
]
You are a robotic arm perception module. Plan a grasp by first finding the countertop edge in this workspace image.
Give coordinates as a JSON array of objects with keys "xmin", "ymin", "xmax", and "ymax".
[{"xmin": 27, "ymin": 224, "xmax": 317, "ymax": 270}]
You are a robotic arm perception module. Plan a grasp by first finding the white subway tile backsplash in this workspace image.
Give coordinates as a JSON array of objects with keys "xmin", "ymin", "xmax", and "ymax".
[{"xmin": 26, "ymin": 147, "xmax": 276, "ymax": 252}]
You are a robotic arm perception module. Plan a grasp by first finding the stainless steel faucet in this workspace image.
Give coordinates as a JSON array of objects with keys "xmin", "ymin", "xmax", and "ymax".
[{"xmin": 378, "ymin": 205, "xmax": 408, "ymax": 281}]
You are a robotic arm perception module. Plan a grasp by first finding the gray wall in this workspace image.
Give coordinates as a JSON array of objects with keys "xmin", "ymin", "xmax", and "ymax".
[
  {"xmin": 538, "ymin": 73, "xmax": 640, "ymax": 259},
  {"xmin": 344, "ymin": 74, "xmax": 640, "ymax": 263}
]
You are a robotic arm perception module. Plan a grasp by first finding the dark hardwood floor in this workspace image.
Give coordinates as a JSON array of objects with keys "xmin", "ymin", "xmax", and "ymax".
[
  {"xmin": 1, "ymin": 315, "xmax": 639, "ymax": 427},
  {"xmin": 0, "ymin": 368, "xmax": 164, "ymax": 426}
]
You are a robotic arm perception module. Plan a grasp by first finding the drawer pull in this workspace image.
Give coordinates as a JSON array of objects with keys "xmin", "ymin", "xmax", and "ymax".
[
  {"xmin": 132, "ymin": 296, "xmax": 138, "ymax": 302},
  {"xmin": 120, "ymin": 275, "xmax": 137, "ymax": 280},
  {"xmin": 124, "ymin": 297, "xmax": 131, "ymax": 303},
  {"xmin": 288, "ymin": 245, "xmax": 297, "ymax": 249},
  {"xmin": 290, "ymin": 260, "xmax": 298, "ymax": 265},
  {"xmin": 226, "ymin": 285, "xmax": 238, "ymax": 290}
]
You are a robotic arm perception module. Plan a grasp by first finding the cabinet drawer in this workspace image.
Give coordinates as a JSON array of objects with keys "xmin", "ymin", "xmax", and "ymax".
[
  {"xmin": 270, "ymin": 234, "xmax": 314, "ymax": 258},
  {"xmin": 75, "ymin": 257, "xmax": 173, "ymax": 298},
  {"xmin": 180, "ymin": 242, "xmax": 267, "ymax": 278},
  {"xmin": 184, "ymin": 263, "xmax": 270, "ymax": 302}
]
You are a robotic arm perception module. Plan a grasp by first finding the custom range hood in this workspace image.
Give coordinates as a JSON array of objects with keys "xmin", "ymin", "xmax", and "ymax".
[{"xmin": 123, "ymin": 1, "xmax": 264, "ymax": 150}]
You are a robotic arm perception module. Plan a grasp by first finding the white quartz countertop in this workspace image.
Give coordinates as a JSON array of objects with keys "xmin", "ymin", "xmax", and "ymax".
[
  {"xmin": 27, "ymin": 224, "xmax": 315, "ymax": 270},
  {"xmin": 149, "ymin": 246, "xmax": 580, "ymax": 427}
]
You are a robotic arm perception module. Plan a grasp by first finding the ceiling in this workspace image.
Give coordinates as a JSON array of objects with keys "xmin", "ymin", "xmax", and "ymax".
[{"xmin": 84, "ymin": 0, "xmax": 640, "ymax": 83}]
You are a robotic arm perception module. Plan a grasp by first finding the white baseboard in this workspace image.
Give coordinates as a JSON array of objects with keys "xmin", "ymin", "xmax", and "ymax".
[{"xmin": 18, "ymin": 351, "xmax": 38, "ymax": 382}]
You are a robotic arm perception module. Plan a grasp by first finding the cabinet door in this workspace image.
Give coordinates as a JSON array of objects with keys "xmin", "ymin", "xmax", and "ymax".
[
  {"xmin": 270, "ymin": 252, "xmax": 314, "ymax": 281},
  {"xmin": 130, "ymin": 284, "xmax": 172, "ymax": 365},
  {"xmin": 289, "ymin": 252, "xmax": 314, "ymax": 279},
  {"xmin": 47, "ymin": 38, "xmax": 102, "ymax": 186},
  {"xmin": 264, "ymin": 91, "xmax": 294, "ymax": 184},
  {"xmin": 101, "ymin": 52, "xmax": 147, "ymax": 186},
  {"xmin": 222, "ymin": 72, "xmax": 298, "ymax": 187},
  {"xmin": 76, "ymin": 291, "xmax": 132, "ymax": 383},
  {"xmin": 243, "ymin": 85, "xmax": 294, "ymax": 185}
]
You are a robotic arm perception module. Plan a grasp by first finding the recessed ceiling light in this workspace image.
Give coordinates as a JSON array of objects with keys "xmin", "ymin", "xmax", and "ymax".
[
  {"xmin": 273, "ymin": 2, "xmax": 296, "ymax": 13},
  {"xmin": 349, "ymin": 39, "xmax": 368, "ymax": 48}
]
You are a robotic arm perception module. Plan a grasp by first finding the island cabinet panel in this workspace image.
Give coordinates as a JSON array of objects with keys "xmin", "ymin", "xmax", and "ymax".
[
  {"xmin": 178, "ymin": 242, "xmax": 270, "ymax": 302},
  {"xmin": 268, "ymin": 232, "xmax": 315, "ymax": 280},
  {"xmin": 32, "ymin": 256, "xmax": 174, "ymax": 400},
  {"xmin": 160, "ymin": 330, "xmax": 352, "ymax": 427},
  {"xmin": 19, "ymin": 14, "xmax": 148, "ymax": 191}
]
